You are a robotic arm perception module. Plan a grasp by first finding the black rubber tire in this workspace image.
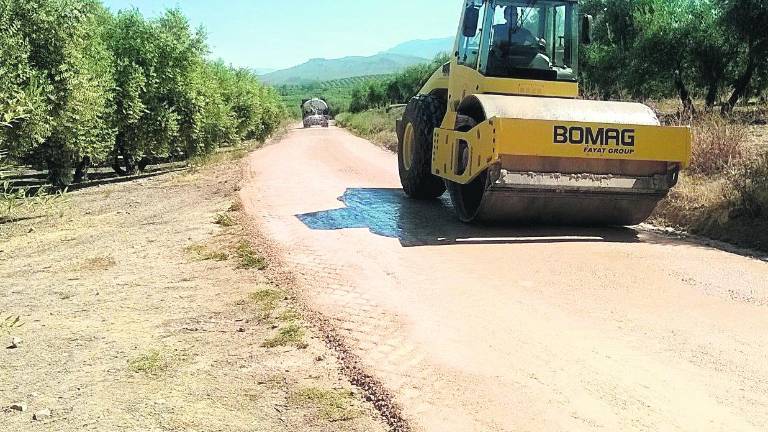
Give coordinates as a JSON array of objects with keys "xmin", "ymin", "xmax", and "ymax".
[
  {"xmin": 398, "ymin": 94, "xmax": 447, "ymax": 199},
  {"xmin": 446, "ymin": 115, "xmax": 488, "ymax": 223}
]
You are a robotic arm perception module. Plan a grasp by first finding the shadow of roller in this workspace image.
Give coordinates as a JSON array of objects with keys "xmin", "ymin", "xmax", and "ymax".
[{"xmin": 296, "ymin": 188, "xmax": 641, "ymax": 248}]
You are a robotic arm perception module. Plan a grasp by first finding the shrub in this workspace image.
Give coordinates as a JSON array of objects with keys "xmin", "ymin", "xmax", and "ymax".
[
  {"xmin": 689, "ymin": 114, "xmax": 750, "ymax": 175},
  {"xmin": 348, "ymin": 53, "xmax": 450, "ymax": 113},
  {"xmin": 1, "ymin": 0, "xmax": 116, "ymax": 188},
  {"xmin": 728, "ymin": 151, "xmax": 768, "ymax": 219},
  {"xmin": 335, "ymin": 109, "xmax": 399, "ymax": 151}
]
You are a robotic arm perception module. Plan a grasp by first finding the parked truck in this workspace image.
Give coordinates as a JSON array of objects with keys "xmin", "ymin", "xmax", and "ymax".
[{"xmin": 302, "ymin": 98, "xmax": 330, "ymax": 128}]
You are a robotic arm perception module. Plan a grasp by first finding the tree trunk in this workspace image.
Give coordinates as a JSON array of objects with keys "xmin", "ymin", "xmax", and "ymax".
[
  {"xmin": 122, "ymin": 151, "xmax": 136, "ymax": 175},
  {"xmin": 723, "ymin": 54, "xmax": 759, "ymax": 114},
  {"xmin": 116, "ymin": 134, "xmax": 137, "ymax": 175},
  {"xmin": 113, "ymin": 133, "xmax": 127, "ymax": 175},
  {"xmin": 112, "ymin": 153, "xmax": 126, "ymax": 175},
  {"xmin": 73, "ymin": 156, "xmax": 92, "ymax": 183},
  {"xmin": 137, "ymin": 157, "xmax": 151, "ymax": 172},
  {"xmin": 705, "ymin": 80, "xmax": 719, "ymax": 109},
  {"xmin": 47, "ymin": 157, "xmax": 72, "ymax": 191},
  {"xmin": 674, "ymin": 69, "xmax": 696, "ymax": 117}
]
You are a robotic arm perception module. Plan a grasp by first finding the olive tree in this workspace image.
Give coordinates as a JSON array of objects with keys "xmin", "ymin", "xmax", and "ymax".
[
  {"xmin": 720, "ymin": 0, "xmax": 768, "ymax": 113},
  {"xmin": 0, "ymin": 1, "xmax": 49, "ymax": 158},
  {"xmin": 1, "ymin": 0, "xmax": 115, "ymax": 187}
]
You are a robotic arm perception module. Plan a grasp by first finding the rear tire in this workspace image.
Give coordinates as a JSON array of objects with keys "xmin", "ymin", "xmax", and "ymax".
[{"xmin": 398, "ymin": 95, "xmax": 447, "ymax": 199}]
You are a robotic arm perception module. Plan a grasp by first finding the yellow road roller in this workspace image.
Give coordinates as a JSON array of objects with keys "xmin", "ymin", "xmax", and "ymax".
[{"xmin": 396, "ymin": 0, "xmax": 691, "ymax": 225}]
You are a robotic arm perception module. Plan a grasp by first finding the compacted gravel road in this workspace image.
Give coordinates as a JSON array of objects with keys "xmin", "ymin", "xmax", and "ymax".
[{"xmin": 240, "ymin": 124, "xmax": 768, "ymax": 432}]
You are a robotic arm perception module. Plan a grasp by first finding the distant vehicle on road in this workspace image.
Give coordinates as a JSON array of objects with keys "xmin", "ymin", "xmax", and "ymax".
[{"xmin": 302, "ymin": 98, "xmax": 330, "ymax": 128}]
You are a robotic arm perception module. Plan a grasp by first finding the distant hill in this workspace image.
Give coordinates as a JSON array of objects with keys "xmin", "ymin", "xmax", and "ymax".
[
  {"xmin": 260, "ymin": 53, "xmax": 428, "ymax": 86},
  {"xmin": 384, "ymin": 37, "xmax": 454, "ymax": 59},
  {"xmin": 251, "ymin": 67, "xmax": 276, "ymax": 75}
]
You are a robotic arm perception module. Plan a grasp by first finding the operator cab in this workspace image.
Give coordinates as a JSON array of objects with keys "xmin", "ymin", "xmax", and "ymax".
[{"xmin": 458, "ymin": 0, "xmax": 587, "ymax": 81}]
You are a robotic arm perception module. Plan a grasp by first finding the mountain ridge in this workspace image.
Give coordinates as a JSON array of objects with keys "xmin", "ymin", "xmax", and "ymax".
[
  {"xmin": 260, "ymin": 37, "xmax": 453, "ymax": 85},
  {"xmin": 384, "ymin": 37, "xmax": 454, "ymax": 59}
]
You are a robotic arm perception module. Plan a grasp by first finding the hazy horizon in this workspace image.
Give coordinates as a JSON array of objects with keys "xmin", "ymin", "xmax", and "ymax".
[{"xmin": 102, "ymin": 0, "xmax": 461, "ymax": 70}]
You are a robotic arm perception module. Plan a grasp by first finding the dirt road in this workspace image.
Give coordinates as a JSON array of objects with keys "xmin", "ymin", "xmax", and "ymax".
[{"xmin": 240, "ymin": 125, "xmax": 768, "ymax": 432}]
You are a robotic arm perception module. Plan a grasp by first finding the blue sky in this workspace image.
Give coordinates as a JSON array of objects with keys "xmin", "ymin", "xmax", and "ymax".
[{"xmin": 102, "ymin": 0, "xmax": 461, "ymax": 71}]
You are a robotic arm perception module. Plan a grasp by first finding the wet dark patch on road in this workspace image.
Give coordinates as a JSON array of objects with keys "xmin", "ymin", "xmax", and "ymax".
[{"xmin": 296, "ymin": 188, "xmax": 642, "ymax": 247}]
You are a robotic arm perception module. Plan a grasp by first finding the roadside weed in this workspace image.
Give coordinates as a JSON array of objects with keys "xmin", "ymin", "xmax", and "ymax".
[
  {"xmin": 289, "ymin": 387, "xmax": 360, "ymax": 422},
  {"xmin": 128, "ymin": 350, "xmax": 169, "ymax": 376},
  {"xmin": 262, "ymin": 323, "xmax": 307, "ymax": 349},
  {"xmin": 236, "ymin": 241, "xmax": 266, "ymax": 270},
  {"xmin": 214, "ymin": 212, "xmax": 236, "ymax": 227},
  {"xmin": 249, "ymin": 289, "xmax": 284, "ymax": 320},
  {"xmin": 185, "ymin": 244, "xmax": 230, "ymax": 262}
]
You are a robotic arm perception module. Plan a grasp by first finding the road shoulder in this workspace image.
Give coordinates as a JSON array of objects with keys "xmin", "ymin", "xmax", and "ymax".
[{"xmin": 0, "ymin": 156, "xmax": 387, "ymax": 431}]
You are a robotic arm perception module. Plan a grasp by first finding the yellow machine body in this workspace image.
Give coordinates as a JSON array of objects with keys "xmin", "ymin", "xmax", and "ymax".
[
  {"xmin": 425, "ymin": 74, "xmax": 691, "ymax": 184},
  {"xmin": 424, "ymin": 62, "xmax": 691, "ymax": 186}
]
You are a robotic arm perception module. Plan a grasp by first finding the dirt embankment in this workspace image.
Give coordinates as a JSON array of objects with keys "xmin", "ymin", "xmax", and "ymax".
[{"xmin": 0, "ymin": 155, "xmax": 386, "ymax": 431}]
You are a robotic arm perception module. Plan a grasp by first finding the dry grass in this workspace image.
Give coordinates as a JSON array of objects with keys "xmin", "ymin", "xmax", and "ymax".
[
  {"xmin": 278, "ymin": 308, "xmax": 302, "ymax": 323},
  {"xmin": 214, "ymin": 212, "xmax": 236, "ymax": 227},
  {"xmin": 653, "ymin": 174, "xmax": 731, "ymax": 227},
  {"xmin": 76, "ymin": 255, "xmax": 117, "ymax": 271},
  {"xmin": 690, "ymin": 114, "xmax": 751, "ymax": 175},
  {"xmin": 249, "ymin": 288, "xmax": 284, "ymax": 320},
  {"xmin": 727, "ymin": 152, "xmax": 768, "ymax": 218},
  {"xmin": 1, "ymin": 314, "xmax": 24, "ymax": 336},
  {"xmin": 128, "ymin": 350, "xmax": 170, "ymax": 376},
  {"xmin": 262, "ymin": 323, "xmax": 307, "ymax": 349},
  {"xmin": 228, "ymin": 198, "xmax": 244, "ymax": 212},
  {"xmin": 187, "ymin": 143, "xmax": 259, "ymax": 172},
  {"xmin": 185, "ymin": 244, "xmax": 229, "ymax": 262},
  {"xmin": 653, "ymin": 173, "xmax": 768, "ymax": 249},
  {"xmin": 1, "ymin": 185, "xmax": 70, "ymax": 223},
  {"xmin": 289, "ymin": 387, "xmax": 360, "ymax": 422}
]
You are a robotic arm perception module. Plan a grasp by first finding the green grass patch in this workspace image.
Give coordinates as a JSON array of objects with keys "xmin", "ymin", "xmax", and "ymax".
[
  {"xmin": 236, "ymin": 241, "xmax": 267, "ymax": 270},
  {"xmin": 128, "ymin": 350, "xmax": 169, "ymax": 376},
  {"xmin": 249, "ymin": 288, "xmax": 284, "ymax": 320},
  {"xmin": 335, "ymin": 109, "xmax": 400, "ymax": 152},
  {"xmin": 289, "ymin": 387, "xmax": 360, "ymax": 422},
  {"xmin": 185, "ymin": 244, "xmax": 229, "ymax": 262},
  {"xmin": 262, "ymin": 323, "xmax": 307, "ymax": 349},
  {"xmin": 1, "ymin": 182, "xmax": 69, "ymax": 222},
  {"xmin": 214, "ymin": 212, "xmax": 236, "ymax": 227},
  {"xmin": 278, "ymin": 308, "xmax": 301, "ymax": 323}
]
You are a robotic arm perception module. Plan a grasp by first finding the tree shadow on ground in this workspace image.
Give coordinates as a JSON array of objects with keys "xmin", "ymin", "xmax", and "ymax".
[
  {"xmin": 0, "ymin": 215, "xmax": 45, "ymax": 225},
  {"xmin": 296, "ymin": 188, "xmax": 641, "ymax": 248}
]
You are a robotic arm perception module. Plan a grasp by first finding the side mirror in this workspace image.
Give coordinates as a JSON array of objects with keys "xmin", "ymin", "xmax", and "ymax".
[
  {"xmin": 463, "ymin": 6, "xmax": 480, "ymax": 37},
  {"xmin": 581, "ymin": 14, "xmax": 593, "ymax": 45}
]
